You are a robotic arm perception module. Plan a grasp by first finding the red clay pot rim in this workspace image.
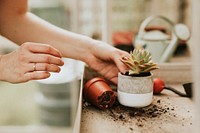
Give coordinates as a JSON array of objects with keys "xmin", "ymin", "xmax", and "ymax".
[
  {"xmin": 84, "ymin": 77, "xmax": 106, "ymax": 90},
  {"xmin": 83, "ymin": 77, "xmax": 116, "ymax": 110}
]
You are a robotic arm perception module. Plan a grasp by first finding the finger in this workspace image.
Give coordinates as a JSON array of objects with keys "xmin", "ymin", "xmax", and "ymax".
[
  {"xmin": 26, "ymin": 42, "xmax": 62, "ymax": 58},
  {"xmin": 25, "ymin": 71, "xmax": 51, "ymax": 81},
  {"xmin": 30, "ymin": 63, "xmax": 61, "ymax": 73},
  {"xmin": 109, "ymin": 77, "xmax": 118, "ymax": 84},
  {"xmin": 113, "ymin": 54, "xmax": 130, "ymax": 74},
  {"xmin": 106, "ymin": 77, "xmax": 118, "ymax": 85},
  {"xmin": 110, "ymin": 50, "xmax": 130, "ymax": 73},
  {"xmin": 30, "ymin": 54, "xmax": 64, "ymax": 66}
]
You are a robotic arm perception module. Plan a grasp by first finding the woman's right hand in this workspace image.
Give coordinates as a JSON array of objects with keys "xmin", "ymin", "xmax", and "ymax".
[{"xmin": 0, "ymin": 42, "xmax": 64, "ymax": 83}]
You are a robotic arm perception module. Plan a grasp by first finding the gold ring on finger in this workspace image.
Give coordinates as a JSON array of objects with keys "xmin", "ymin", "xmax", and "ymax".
[{"xmin": 33, "ymin": 63, "xmax": 36, "ymax": 71}]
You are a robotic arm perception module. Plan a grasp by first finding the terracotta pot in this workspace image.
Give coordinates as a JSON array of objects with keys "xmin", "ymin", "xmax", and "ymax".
[{"xmin": 84, "ymin": 77, "xmax": 116, "ymax": 110}]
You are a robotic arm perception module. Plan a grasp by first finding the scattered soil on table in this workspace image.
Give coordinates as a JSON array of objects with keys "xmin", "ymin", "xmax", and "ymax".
[
  {"xmin": 83, "ymin": 97, "xmax": 176, "ymax": 128},
  {"xmin": 107, "ymin": 99, "xmax": 173, "ymax": 121}
]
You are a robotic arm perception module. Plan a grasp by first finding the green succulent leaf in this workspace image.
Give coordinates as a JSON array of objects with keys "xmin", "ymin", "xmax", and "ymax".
[{"xmin": 120, "ymin": 48, "xmax": 159, "ymax": 75}]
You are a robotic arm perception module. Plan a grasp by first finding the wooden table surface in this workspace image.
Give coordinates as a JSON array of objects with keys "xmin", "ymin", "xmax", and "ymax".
[{"xmin": 81, "ymin": 84, "xmax": 194, "ymax": 133}]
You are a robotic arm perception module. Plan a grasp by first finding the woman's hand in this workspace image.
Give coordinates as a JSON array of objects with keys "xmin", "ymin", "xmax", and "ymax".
[
  {"xmin": 85, "ymin": 41, "xmax": 130, "ymax": 84},
  {"xmin": 0, "ymin": 42, "xmax": 64, "ymax": 83}
]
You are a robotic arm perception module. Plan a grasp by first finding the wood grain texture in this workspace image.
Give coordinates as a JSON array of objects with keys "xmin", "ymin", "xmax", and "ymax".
[{"xmin": 191, "ymin": 0, "xmax": 200, "ymax": 132}]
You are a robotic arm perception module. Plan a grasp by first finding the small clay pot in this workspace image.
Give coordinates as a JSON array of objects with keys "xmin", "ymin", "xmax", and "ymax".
[{"xmin": 84, "ymin": 77, "xmax": 116, "ymax": 110}]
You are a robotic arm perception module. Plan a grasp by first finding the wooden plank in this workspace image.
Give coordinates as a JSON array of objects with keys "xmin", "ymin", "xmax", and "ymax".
[
  {"xmin": 101, "ymin": 0, "xmax": 112, "ymax": 44},
  {"xmin": 153, "ymin": 63, "xmax": 192, "ymax": 84},
  {"xmin": 0, "ymin": 126, "xmax": 71, "ymax": 133},
  {"xmin": 69, "ymin": 0, "xmax": 80, "ymax": 33},
  {"xmin": 191, "ymin": 0, "xmax": 200, "ymax": 132}
]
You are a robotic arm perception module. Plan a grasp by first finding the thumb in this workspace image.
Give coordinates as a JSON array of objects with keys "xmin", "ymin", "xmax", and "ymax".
[{"xmin": 112, "ymin": 50, "xmax": 130, "ymax": 74}]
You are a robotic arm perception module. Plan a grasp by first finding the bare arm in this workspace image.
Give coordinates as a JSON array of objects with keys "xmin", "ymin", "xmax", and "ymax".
[
  {"xmin": 0, "ymin": 0, "xmax": 94, "ymax": 62},
  {"xmin": 0, "ymin": 0, "xmax": 129, "ymax": 84}
]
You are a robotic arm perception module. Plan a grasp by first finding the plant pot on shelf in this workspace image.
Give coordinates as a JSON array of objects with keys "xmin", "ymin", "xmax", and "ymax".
[
  {"xmin": 84, "ymin": 77, "xmax": 116, "ymax": 110},
  {"xmin": 118, "ymin": 72, "xmax": 153, "ymax": 107},
  {"xmin": 118, "ymin": 48, "xmax": 159, "ymax": 107}
]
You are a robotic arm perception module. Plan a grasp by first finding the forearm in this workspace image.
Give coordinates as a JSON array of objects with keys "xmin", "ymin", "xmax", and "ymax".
[
  {"xmin": 0, "ymin": 0, "xmax": 129, "ymax": 84},
  {"xmin": 0, "ymin": 7, "xmax": 97, "ymax": 62}
]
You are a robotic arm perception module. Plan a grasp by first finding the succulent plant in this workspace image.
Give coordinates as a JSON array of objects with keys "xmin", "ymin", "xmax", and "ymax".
[{"xmin": 121, "ymin": 48, "xmax": 159, "ymax": 75}]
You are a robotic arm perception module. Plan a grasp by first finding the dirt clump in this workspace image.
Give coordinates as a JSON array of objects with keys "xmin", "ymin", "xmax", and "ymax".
[{"xmin": 105, "ymin": 98, "xmax": 176, "ymax": 125}]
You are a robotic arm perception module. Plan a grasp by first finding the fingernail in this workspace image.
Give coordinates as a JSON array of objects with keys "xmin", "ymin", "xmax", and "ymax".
[
  {"xmin": 61, "ymin": 60, "xmax": 64, "ymax": 66},
  {"xmin": 122, "ymin": 70, "xmax": 128, "ymax": 75},
  {"xmin": 121, "ymin": 56, "xmax": 128, "ymax": 60},
  {"xmin": 122, "ymin": 70, "xmax": 126, "ymax": 74},
  {"xmin": 57, "ymin": 67, "xmax": 61, "ymax": 72},
  {"xmin": 59, "ymin": 53, "xmax": 62, "ymax": 58}
]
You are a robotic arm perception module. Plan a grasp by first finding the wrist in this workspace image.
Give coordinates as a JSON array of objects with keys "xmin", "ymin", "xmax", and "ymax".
[
  {"xmin": 90, "ymin": 40, "xmax": 117, "ymax": 58},
  {"xmin": 79, "ymin": 37, "xmax": 98, "ymax": 63}
]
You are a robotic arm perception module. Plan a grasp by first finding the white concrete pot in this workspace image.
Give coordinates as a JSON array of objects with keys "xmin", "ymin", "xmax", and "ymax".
[{"xmin": 118, "ymin": 72, "xmax": 153, "ymax": 107}]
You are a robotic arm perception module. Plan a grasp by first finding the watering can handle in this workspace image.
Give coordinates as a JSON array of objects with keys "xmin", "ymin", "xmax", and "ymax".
[
  {"xmin": 137, "ymin": 15, "xmax": 178, "ymax": 62},
  {"xmin": 138, "ymin": 15, "xmax": 175, "ymax": 38}
]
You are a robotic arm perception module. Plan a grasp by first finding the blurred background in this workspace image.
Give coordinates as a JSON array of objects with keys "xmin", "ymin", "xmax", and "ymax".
[{"xmin": 0, "ymin": 0, "xmax": 192, "ymax": 132}]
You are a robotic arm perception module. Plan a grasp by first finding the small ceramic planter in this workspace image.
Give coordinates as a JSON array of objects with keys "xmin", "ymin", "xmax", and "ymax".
[
  {"xmin": 118, "ymin": 72, "xmax": 153, "ymax": 107},
  {"xmin": 84, "ymin": 77, "xmax": 116, "ymax": 110}
]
